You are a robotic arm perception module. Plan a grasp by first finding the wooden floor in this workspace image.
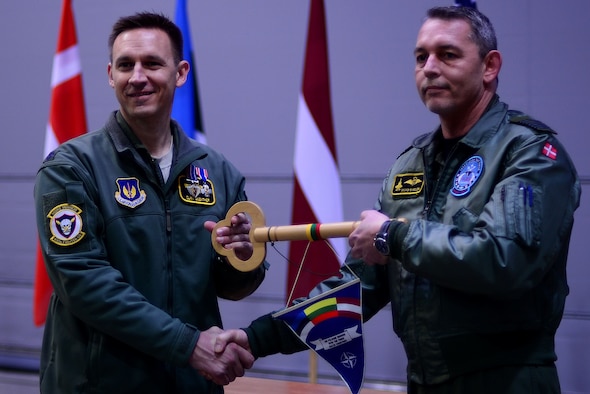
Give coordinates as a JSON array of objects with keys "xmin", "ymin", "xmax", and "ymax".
[
  {"xmin": 0, "ymin": 370, "xmax": 406, "ymax": 394},
  {"xmin": 226, "ymin": 377, "xmax": 406, "ymax": 394}
]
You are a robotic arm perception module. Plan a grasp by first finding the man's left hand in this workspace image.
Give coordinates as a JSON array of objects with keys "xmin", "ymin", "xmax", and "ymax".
[{"xmin": 205, "ymin": 212, "xmax": 253, "ymax": 261}]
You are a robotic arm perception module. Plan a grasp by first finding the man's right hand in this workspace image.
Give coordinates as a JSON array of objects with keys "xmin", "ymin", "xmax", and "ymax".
[
  {"xmin": 189, "ymin": 326, "xmax": 254, "ymax": 386},
  {"xmin": 214, "ymin": 328, "xmax": 251, "ymax": 355}
]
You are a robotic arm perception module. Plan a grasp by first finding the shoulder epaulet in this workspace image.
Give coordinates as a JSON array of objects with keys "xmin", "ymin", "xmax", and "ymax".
[
  {"xmin": 508, "ymin": 111, "xmax": 556, "ymax": 135},
  {"xmin": 44, "ymin": 149, "xmax": 58, "ymax": 162},
  {"xmin": 396, "ymin": 145, "xmax": 413, "ymax": 159}
]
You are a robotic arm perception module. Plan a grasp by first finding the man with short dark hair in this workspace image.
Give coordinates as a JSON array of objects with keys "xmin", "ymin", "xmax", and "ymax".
[{"xmin": 35, "ymin": 12, "xmax": 266, "ymax": 393}]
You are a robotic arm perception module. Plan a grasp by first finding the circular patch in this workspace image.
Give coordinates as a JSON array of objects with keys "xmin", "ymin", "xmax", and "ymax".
[
  {"xmin": 47, "ymin": 203, "xmax": 86, "ymax": 246},
  {"xmin": 450, "ymin": 155, "xmax": 484, "ymax": 197}
]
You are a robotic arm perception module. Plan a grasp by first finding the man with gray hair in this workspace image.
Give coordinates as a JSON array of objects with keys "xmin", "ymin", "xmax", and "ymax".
[{"xmin": 216, "ymin": 6, "xmax": 580, "ymax": 393}]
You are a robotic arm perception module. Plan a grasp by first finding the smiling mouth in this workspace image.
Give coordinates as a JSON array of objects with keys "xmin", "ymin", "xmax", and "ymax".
[{"xmin": 128, "ymin": 91, "xmax": 152, "ymax": 98}]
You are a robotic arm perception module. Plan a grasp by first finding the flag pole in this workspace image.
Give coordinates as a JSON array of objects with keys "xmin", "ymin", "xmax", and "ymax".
[{"xmin": 309, "ymin": 351, "xmax": 318, "ymax": 384}]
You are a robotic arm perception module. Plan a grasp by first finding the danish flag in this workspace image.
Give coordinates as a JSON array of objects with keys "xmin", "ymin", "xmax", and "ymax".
[
  {"xmin": 33, "ymin": 0, "xmax": 87, "ymax": 326},
  {"xmin": 542, "ymin": 142, "xmax": 558, "ymax": 160}
]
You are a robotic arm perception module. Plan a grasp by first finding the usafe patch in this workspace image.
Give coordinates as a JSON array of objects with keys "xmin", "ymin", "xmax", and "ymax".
[
  {"xmin": 451, "ymin": 155, "xmax": 484, "ymax": 197},
  {"xmin": 114, "ymin": 178, "xmax": 147, "ymax": 209},
  {"xmin": 178, "ymin": 165, "xmax": 216, "ymax": 205},
  {"xmin": 391, "ymin": 173, "xmax": 424, "ymax": 197},
  {"xmin": 47, "ymin": 203, "xmax": 86, "ymax": 246}
]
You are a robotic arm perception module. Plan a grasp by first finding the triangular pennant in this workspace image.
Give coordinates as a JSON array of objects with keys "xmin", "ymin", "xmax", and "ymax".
[{"xmin": 274, "ymin": 279, "xmax": 364, "ymax": 394}]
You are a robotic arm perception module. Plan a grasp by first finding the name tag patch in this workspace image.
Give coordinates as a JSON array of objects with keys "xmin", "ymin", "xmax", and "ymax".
[
  {"xmin": 391, "ymin": 173, "xmax": 424, "ymax": 197},
  {"xmin": 179, "ymin": 165, "xmax": 216, "ymax": 205}
]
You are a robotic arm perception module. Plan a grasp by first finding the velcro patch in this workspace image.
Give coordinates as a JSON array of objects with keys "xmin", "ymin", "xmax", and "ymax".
[
  {"xmin": 179, "ymin": 165, "xmax": 216, "ymax": 205},
  {"xmin": 391, "ymin": 173, "xmax": 424, "ymax": 197},
  {"xmin": 115, "ymin": 177, "xmax": 147, "ymax": 209},
  {"xmin": 47, "ymin": 203, "xmax": 86, "ymax": 246}
]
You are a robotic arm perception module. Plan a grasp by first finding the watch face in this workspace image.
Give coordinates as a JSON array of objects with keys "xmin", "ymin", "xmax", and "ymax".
[
  {"xmin": 374, "ymin": 220, "xmax": 392, "ymax": 256},
  {"xmin": 374, "ymin": 235, "xmax": 389, "ymax": 255}
]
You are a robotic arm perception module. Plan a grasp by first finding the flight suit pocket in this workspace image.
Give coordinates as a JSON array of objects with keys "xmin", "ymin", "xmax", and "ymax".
[{"xmin": 498, "ymin": 182, "xmax": 541, "ymax": 248}]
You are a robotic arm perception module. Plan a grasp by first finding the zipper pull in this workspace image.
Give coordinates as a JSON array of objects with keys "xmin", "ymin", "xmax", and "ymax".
[
  {"xmin": 166, "ymin": 208, "xmax": 172, "ymax": 232},
  {"xmin": 423, "ymin": 200, "xmax": 431, "ymax": 217}
]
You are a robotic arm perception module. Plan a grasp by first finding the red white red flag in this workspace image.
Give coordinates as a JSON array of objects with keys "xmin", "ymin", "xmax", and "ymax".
[
  {"xmin": 286, "ymin": 0, "xmax": 345, "ymax": 303},
  {"xmin": 33, "ymin": 0, "xmax": 87, "ymax": 326},
  {"xmin": 542, "ymin": 142, "xmax": 558, "ymax": 160}
]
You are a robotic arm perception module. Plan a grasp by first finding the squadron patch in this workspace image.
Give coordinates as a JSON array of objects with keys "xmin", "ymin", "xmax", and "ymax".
[
  {"xmin": 47, "ymin": 203, "xmax": 86, "ymax": 246},
  {"xmin": 178, "ymin": 165, "xmax": 215, "ymax": 205},
  {"xmin": 451, "ymin": 155, "xmax": 484, "ymax": 197},
  {"xmin": 391, "ymin": 173, "xmax": 424, "ymax": 197},
  {"xmin": 115, "ymin": 178, "xmax": 147, "ymax": 209}
]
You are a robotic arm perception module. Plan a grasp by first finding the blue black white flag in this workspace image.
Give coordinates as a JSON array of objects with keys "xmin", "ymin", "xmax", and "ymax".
[
  {"xmin": 273, "ymin": 279, "xmax": 364, "ymax": 394},
  {"xmin": 173, "ymin": 0, "xmax": 206, "ymax": 143}
]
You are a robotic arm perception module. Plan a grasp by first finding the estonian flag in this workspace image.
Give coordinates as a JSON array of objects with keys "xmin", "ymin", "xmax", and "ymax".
[{"xmin": 173, "ymin": 0, "xmax": 206, "ymax": 143}]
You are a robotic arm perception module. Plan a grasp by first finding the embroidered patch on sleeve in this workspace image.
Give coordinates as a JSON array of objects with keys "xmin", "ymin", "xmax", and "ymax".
[
  {"xmin": 391, "ymin": 173, "xmax": 425, "ymax": 197},
  {"xmin": 47, "ymin": 203, "xmax": 86, "ymax": 246},
  {"xmin": 542, "ymin": 142, "xmax": 557, "ymax": 160}
]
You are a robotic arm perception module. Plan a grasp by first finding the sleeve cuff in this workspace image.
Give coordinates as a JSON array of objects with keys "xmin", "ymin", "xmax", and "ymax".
[
  {"xmin": 387, "ymin": 219, "xmax": 410, "ymax": 260},
  {"xmin": 244, "ymin": 313, "xmax": 308, "ymax": 358}
]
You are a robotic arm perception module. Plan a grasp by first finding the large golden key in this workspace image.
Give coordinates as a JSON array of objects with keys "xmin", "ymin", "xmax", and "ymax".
[{"xmin": 211, "ymin": 201, "xmax": 359, "ymax": 272}]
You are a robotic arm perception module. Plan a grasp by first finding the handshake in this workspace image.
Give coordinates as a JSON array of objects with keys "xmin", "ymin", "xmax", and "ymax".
[{"xmin": 188, "ymin": 326, "xmax": 253, "ymax": 386}]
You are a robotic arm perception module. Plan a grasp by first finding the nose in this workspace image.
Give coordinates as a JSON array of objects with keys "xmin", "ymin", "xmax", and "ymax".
[
  {"xmin": 129, "ymin": 64, "xmax": 147, "ymax": 84},
  {"xmin": 422, "ymin": 55, "xmax": 441, "ymax": 78}
]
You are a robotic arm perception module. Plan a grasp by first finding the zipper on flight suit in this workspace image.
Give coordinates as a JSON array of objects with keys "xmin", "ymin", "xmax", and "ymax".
[
  {"xmin": 422, "ymin": 142, "xmax": 458, "ymax": 219},
  {"xmin": 165, "ymin": 202, "xmax": 174, "ymax": 315},
  {"xmin": 149, "ymin": 155, "xmax": 176, "ymax": 315},
  {"xmin": 416, "ymin": 140, "xmax": 459, "ymax": 382},
  {"xmin": 422, "ymin": 152, "xmax": 434, "ymax": 218}
]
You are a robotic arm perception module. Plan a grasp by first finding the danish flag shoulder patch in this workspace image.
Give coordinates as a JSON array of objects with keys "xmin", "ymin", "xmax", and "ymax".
[{"xmin": 542, "ymin": 142, "xmax": 557, "ymax": 160}]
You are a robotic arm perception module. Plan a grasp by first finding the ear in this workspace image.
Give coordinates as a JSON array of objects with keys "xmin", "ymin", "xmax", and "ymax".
[
  {"xmin": 176, "ymin": 60, "xmax": 190, "ymax": 88},
  {"xmin": 483, "ymin": 50, "xmax": 502, "ymax": 85},
  {"xmin": 107, "ymin": 63, "xmax": 115, "ymax": 88}
]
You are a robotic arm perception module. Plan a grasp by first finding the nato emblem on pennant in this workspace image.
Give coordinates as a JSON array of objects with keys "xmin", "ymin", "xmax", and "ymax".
[
  {"xmin": 451, "ymin": 155, "xmax": 484, "ymax": 197},
  {"xmin": 178, "ymin": 165, "xmax": 215, "ymax": 205},
  {"xmin": 273, "ymin": 279, "xmax": 364, "ymax": 394},
  {"xmin": 115, "ymin": 177, "xmax": 147, "ymax": 209},
  {"xmin": 47, "ymin": 203, "xmax": 86, "ymax": 246}
]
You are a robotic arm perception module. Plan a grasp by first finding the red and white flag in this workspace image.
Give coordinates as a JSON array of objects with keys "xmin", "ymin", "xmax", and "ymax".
[
  {"xmin": 33, "ymin": 0, "xmax": 87, "ymax": 326},
  {"xmin": 286, "ymin": 0, "xmax": 345, "ymax": 303}
]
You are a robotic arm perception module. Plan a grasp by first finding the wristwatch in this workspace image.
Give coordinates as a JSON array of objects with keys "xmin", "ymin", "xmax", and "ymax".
[{"xmin": 373, "ymin": 220, "xmax": 393, "ymax": 256}]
